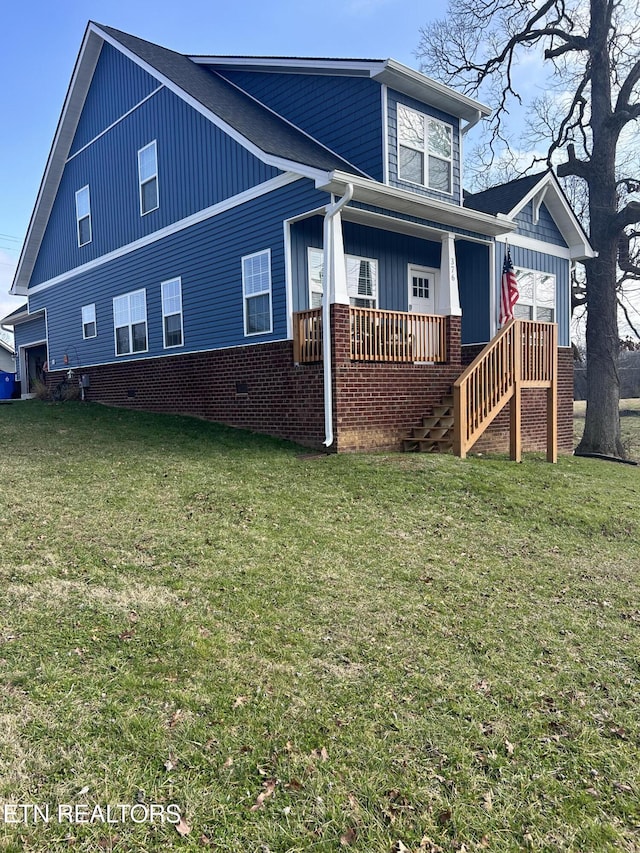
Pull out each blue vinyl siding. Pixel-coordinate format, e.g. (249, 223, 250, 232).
(387, 89, 461, 203)
(14, 314, 47, 352)
(515, 201, 567, 246)
(495, 242, 570, 346)
(29, 180, 327, 368)
(31, 86, 281, 287)
(457, 241, 491, 345)
(70, 43, 160, 156)
(290, 216, 441, 312)
(217, 70, 384, 180)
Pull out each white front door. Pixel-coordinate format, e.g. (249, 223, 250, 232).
(408, 265, 437, 314)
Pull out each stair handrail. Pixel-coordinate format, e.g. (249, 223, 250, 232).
(453, 319, 517, 458)
(453, 319, 557, 459)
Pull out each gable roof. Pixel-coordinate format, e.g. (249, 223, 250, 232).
(0, 338, 14, 356)
(465, 171, 595, 260)
(11, 23, 369, 295)
(11, 24, 501, 296)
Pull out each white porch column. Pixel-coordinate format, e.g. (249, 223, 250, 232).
(437, 233, 462, 316)
(324, 209, 349, 305)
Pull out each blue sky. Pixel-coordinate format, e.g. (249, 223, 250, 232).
(0, 0, 450, 317)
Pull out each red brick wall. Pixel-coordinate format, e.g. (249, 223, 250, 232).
(331, 305, 462, 452)
(47, 342, 327, 450)
(461, 344, 574, 454)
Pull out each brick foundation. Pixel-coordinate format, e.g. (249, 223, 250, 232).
(461, 344, 574, 454)
(45, 314, 573, 455)
(331, 305, 462, 452)
(47, 342, 326, 450)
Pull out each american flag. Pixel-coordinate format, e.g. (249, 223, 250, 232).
(500, 248, 519, 325)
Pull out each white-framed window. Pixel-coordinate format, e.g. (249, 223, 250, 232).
(242, 249, 272, 335)
(138, 141, 159, 215)
(308, 248, 378, 309)
(513, 268, 556, 322)
(82, 304, 97, 339)
(75, 185, 92, 247)
(113, 289, 148, 355)
(161, 277, 184, 348)
(397, 105, 453, 194)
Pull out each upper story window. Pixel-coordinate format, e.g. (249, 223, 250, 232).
(161, 277, 184, 348)
(242, 250, 273, 335)
(308, 248, 378, 309)
(398, 105, 453, 194)
(75, 186, 92, 247)
(82, 303, 97, 339)
(113, 289, 148, 355)
(138, 141, 159, 215)
(512, 268, 556, 322)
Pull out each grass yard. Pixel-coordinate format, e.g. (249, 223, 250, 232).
(574, 398, 640, 459)
(0, 400, 639, 852)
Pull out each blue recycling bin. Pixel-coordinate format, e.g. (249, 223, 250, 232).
(0, 371, 15, 400)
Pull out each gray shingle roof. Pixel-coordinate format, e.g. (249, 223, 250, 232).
(97, 25, 367, 177)
(464, 172, 548, 215)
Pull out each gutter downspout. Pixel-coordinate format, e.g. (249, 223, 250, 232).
(322, 183, 353, 448)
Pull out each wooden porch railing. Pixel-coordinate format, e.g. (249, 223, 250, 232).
(453, 318, 558, 462)
(293, 308, 323, 364)
(293, 307, 447, 364)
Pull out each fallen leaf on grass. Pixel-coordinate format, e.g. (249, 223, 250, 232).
(164, 754, 178, 771)
(250, 779, 277, 811)
(118, 629, 135, 641)
(167, 709, 183, 728)
(505, 739, 515, 755)
(223, 756, 234, 768)
(391, 842, 410, 853)
(233, 696, 249, 709)
(436, 808, 452, 825)
(311, 746, 329, 762)
(613, 781, 633, 793)
(175, 816, 190, 836)
(482, 790, 493, 812)
(340, 827, 357, 846)
(418, 836, 444, 852)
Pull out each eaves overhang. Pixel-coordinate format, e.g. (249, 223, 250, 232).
(372, 60, 491, 126)
(507, 173, 596, 261)
(318, 172, 517, 239)
(0, 306, 43, 327)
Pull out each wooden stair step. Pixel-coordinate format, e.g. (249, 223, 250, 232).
(432, 405, 452, 417)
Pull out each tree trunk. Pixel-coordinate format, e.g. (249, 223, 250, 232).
(575, 0, 624, 457)
(577, 249, 624, 456)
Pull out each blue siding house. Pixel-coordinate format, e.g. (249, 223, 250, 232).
(5, 23, 594, 454)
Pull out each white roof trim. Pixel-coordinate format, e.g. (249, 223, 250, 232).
(320, 172, 516, 238)
(505, 172, 595, 260)
(191, 55, 491, 124)
(11, 24, 335, 295)
(12, 25, 103, 295)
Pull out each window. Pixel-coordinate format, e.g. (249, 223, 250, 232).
(242, 250, 272, 335)
(113, 289, 148, 355)
(138, 141, 158, 215)
(398, 105, 453, 193)
(512, 268, 556, 322)
(82, 304, 97, 339)
(308, 248, 378, 309)
(75, 186, 92, 246)
(161, 278, 183, 348)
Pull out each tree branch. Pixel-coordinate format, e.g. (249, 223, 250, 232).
(611, 201, 640, 235)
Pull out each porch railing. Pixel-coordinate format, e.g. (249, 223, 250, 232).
(453, 318, 558, 462)
(293, 307, 447, 364)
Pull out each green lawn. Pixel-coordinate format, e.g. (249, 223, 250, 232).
(0, 401, 639, 852)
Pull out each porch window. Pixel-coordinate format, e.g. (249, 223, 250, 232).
(113, 289, 148, 355)
(307, 248, 377, 308)
(138, 141, 159, 215)
(75, 186, 92, 247)
(512, 268, 556, 322)
(161, 277, 184, 348)
(242, 249, 272, 335)
(81, 303, 97, 339)
(398, 105, 452, 194)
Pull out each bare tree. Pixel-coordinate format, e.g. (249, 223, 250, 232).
(418, 0, 640, 457)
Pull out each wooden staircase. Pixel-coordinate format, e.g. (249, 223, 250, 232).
(402, 391, 455, 453)
(402, 319, 559, 460)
